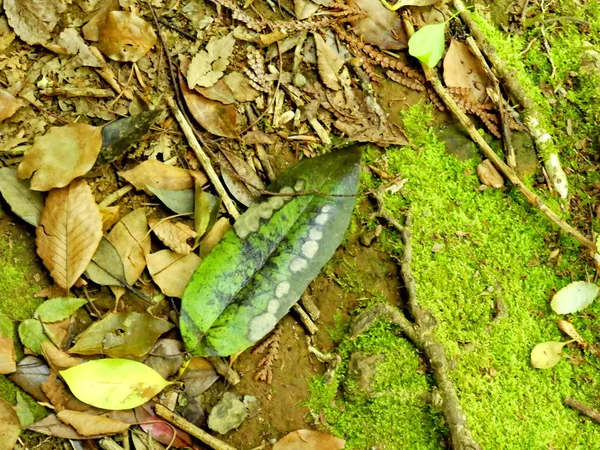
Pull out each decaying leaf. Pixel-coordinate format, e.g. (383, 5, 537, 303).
(4, 0, 66, 45)
(273, 429, 346, 450)
(119, 160, 206, 195)
(0, 399, 20, 450)
(557, 320, 584, 343)
(56, 28, 103, 67)
(57, 410, 130, 436)
(8, 356, 51, 403)
(107, 209, 151, 285)
(99, 205, 120, 232)
(36, 179, 103, 289)
(222, 72, 260, 102)
(443, 39, 489, 103)
(69, 312, 173, 357)
(219, 150, 265, 205)
(531, 341, 569, 369)
(408, 22, 446, 68)
(295, 0, 319, 20)
(86, 237, 127, 287)
(0, 168, 44, 226)
(60, 359, 172, 410)
(41, 372, 93, 412)
(144, 339, 185, 379)
(41, 341, 85, 372)
(0, 312, 16, 374)
(196, 79, 236, 105)
(181, 147, 362, 356)
(34, 297, 87, 323)
(82, 0, 120, 41)
(147, 250, 202, 298)
(18, 124, 103, 191)
(551, 281, 599, 314)
(97, 11, 157, 62)
(0, 89, 21, 121)
(29, 414, 101, 439)
(347, 0, 407, 50)
(180, 357, 219, 396)
(314, 33, 344, 91)
(147, 187, 195, 214)
(149, 218, 198, 254)
(187, 32, 236, 89)
(181, 80, 239, 138)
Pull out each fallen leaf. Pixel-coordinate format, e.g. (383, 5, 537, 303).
(149, 218, 198, 254)
(180, 357, 219, 396)
(137, 410, 194, 448)
(147, 186, 195, 214)
(551, 281, 598, 314)
(18, 319, 49, 355)
(273, 429, 345, 450)
(196, 78, 236, 104)
(144, 339, 185, 379)
(41, 341, 85, 372)
(8, 356, 51, 402)
(408, 22, 446, 68)
(69, 312, 173, 357)
(97, 11, 157, 62)
(195, 188, 220, 240)
(557, 320, 584, 343)
(0, 168, 44, 226)
(0, 89, 21, 121)
(0, 399, 20, 450)
(36, 179, 103, 289)
(107, 209, 151, 286)
(220, 150, 265, 198)
(42, 317, 71, 348)
(181, 79, 239, 138)
(443, 39, 489, 103)
(57, 410, 130, 436)
(41, 371, 92, 412)
(82, 0, 120, 41)
(29, 414, 104, 439)
(199, 217, 231, 258)
(187, 33, 236, 89)
(86, 237, 127, 287)
(57, 28, 103, 67)
(60, 359, 172, 410)
(384, 0, 437, 7)
(0, 312, 16, 374)
(295, 0, 319, 19)
(476, 159, 504, 189)
(531, 341, 568, 369)
(313, 33, 343, 91)
(119, 160, 205, 194)
(222, 72, 260, 102)
(34, 297, 88, 323)
(147, 250, 202, 298)
(4, 0, 66, 45)
(347, 0, 407, 50)
(99, 205, 120, 232)
(15, 392, 34, 427)
(18, 123, 103, 191)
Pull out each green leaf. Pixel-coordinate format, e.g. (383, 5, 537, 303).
(34, 297, 88, 323)
(0, 312, 13, 338)
(15, 392, 34, 427)
(0, 167, 45, 226)
(18, 319, 49, 355)
(181, 146, 362, 356)
(550, 281, 598, 314)
(60, 359, 171, 410)
(68, 312, 174, 357)
(408, 23, 446, 68)
(147, 186, 194, 214)
(85, 237, 128, 287)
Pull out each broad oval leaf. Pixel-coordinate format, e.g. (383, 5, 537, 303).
(530, 341, 567, 369)
(34, 297, 88, 323)
(408, 22, 446, 68)
(551, 281, 598, 314)
(0, 167, 44, 226)
(181, 146, 362, 356)
(60, 359, 171, 410)
(18, 319, 49, 355)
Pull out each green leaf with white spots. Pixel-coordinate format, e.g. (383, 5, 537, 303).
(60, 359, 172, 410)
(181, 146, 363, 356)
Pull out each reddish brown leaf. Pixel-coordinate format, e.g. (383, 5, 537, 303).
(97, 11, 156, 62)
(181, 80, 238, 138)
(36, 179, 103, 289)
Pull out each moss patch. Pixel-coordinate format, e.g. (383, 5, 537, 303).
(309, 103, 600, 449)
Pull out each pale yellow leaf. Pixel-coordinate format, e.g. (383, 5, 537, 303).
(36, 179, 103, 289)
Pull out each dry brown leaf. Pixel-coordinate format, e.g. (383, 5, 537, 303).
(97, 11, 157, 62)
(200, 217, 231, 258)
(4, 0, 66, 45)
(313, 33, 343, 91)
(222, 72, 260, 102)
(41, 342, 85, 372)
(443, 39, 490, 103)
(0, 90, 21, 122)
(108, 209, 151, 285)
(273, 429, 345, 450)
(181, 80, 239, 139)
(57, 410, 130, 436)
(347, 0, 407, 50)
(295, 0, 320, 20)
(196, 78, 236, 105)
(99, 205, 120, 232)
(56, 28, 103, 67)
(146, 250, 201, 298)
(0, 336, 16, 374)
(82, 0, 120, 41)
(148, 218, 198, 255)
(186, 33, 236, 89)
(476, 159, 504, 189)
(18, 124, 103, 191)
(0, 399, 20, 450)
(41, 372, 92, 412)
(119, 160, 207, 195)
(36, 179, 103, 290)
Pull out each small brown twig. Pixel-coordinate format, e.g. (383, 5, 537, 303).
(157, 17, 197, 40)
(564, 397, 600, 424)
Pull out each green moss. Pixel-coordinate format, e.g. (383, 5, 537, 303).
(309, 102, 600, 449)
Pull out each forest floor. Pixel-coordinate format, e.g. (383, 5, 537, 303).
(2, 0, 600, 449)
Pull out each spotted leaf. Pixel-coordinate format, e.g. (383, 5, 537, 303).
(180, 146, 362, 356)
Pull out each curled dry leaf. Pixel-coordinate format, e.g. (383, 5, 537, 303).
(4, 0, 66, 45)
(36, 179, 103, 289)
(551, 281, 599, 314)
(119, 160, 206, 195)
(347, 0, 407, 50)
(443, 39, 490, 104)
(0, 89, 21, 122)
(149, 218, 198, 255)
(313, 33, 344, 91)
(18, 124, 103, 191)
(97, 11, 157, 62)
(147, 250, 202, 298)
(57, 410, 129, 436)
(273, 429, 346, 450)
(557, 320, 584, 343)
(28, 414, 104, 439)
(476, 159, 504, 189)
